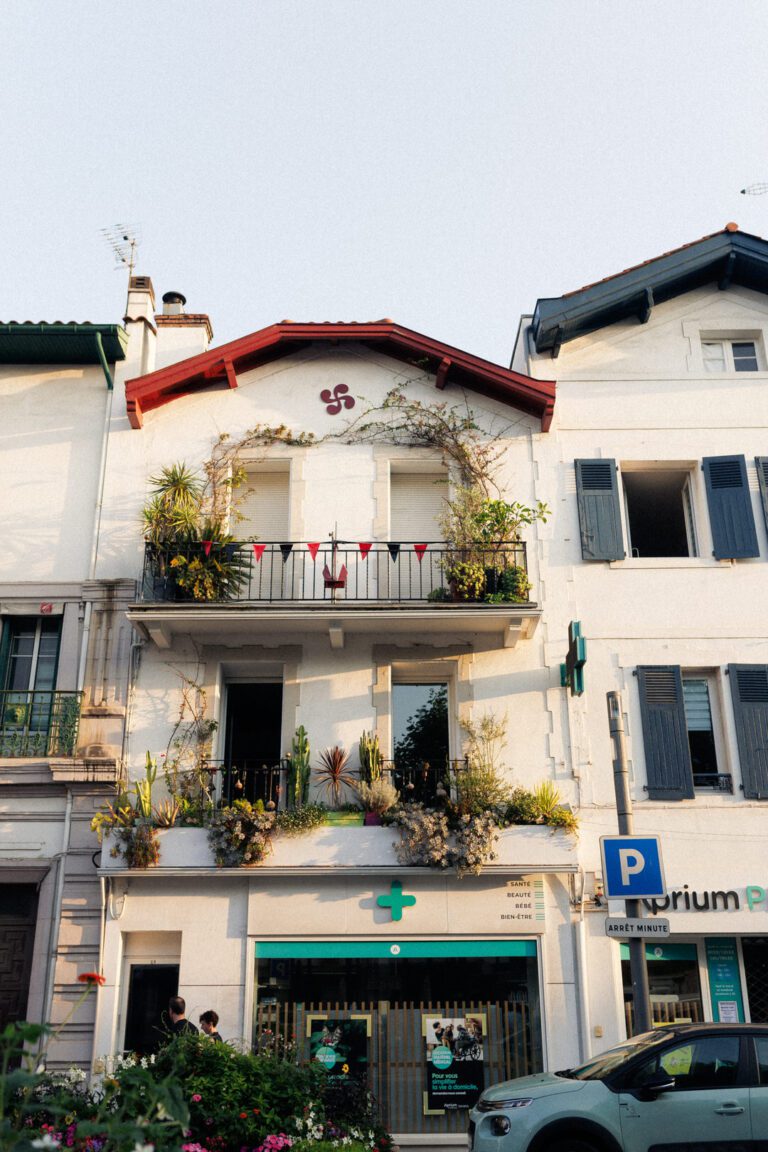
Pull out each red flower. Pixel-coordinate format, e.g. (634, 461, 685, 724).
(239, 1112, 248, 1119)
(77, 972, 106, 986)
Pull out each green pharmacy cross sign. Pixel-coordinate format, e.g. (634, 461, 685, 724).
(560, 620, 586, 696)
(377, 880, 417, 921)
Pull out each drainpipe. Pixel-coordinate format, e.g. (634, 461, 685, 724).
(573, 871, 592, 1062)
(77, 333, 115, 694)
(39, 786, 74, 1059)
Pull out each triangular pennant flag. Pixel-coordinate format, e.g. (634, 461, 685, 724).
(414, 544, 428, 563)
(358, 542, 372, 559)
(387, 543, 401, 562)
(253, 544, 266, 562)
(307, 542, 320, 562)
(280, 543, 293, 563)
(202, 540, 212, 557)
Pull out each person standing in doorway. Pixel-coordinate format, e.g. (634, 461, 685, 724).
(167, 996, 199, 1037)
(199, 1010, 223, 1041)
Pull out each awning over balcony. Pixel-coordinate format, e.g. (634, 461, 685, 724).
(127, 602, 541, 650)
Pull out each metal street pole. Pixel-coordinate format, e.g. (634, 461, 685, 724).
(607, 692, 653, 1034)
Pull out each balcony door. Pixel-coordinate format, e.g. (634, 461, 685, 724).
(223, 682, 284, 805)
(238, 468, 294, 599)
(392, 682, 450, 801)
(388, 471, 446, 600)
(0, 617, 62, 755)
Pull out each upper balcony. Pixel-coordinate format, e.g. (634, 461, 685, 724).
(129, 540, 541, 650)
(0, 690, 81, 759)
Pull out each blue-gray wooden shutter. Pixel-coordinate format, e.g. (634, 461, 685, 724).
(636, 666, 694, 800)
(756, 457, 768, 542)
(574, 459, 623, 561)
(728, 664, 768, 800)
(702, 455, 759, 559)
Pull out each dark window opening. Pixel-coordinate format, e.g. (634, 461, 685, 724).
(622, 471, 695, 558)
(683, 678, 719, 783)
(223, 682, 283, 805)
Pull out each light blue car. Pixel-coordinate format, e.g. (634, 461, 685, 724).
(468, 1023, 768, 1152)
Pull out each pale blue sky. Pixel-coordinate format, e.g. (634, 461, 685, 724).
(2, 0, 768, 365)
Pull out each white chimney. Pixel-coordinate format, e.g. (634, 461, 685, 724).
(154, 290, 213, 368)
(124, 275, 157, 375)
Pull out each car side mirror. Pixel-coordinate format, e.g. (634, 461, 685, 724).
(640, 1071, 676, 1098)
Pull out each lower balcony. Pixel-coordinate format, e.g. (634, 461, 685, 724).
(0, 690, 82, 758)
(131, 541, 540, 649)
(100, 822, 578, 875)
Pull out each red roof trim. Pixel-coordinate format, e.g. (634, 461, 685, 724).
(125, 321, 555, 430)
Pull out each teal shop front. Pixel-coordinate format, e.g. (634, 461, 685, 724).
(254, 939, 542, 1137)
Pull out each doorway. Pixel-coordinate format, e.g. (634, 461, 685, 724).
(0, 884, 38, 1029)
(123, 963, 180, 1055)
(223, 683, 283, 804)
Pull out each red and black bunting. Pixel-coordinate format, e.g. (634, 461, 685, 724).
(307, 542, 321, 561)
(253, 544, 266, 561)
(414, 544, 428, 563)
(387, 544, 401, 561)
(279, 544, 293, 563)
(358, 542, 372, 559)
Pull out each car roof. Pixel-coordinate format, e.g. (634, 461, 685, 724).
(641, 1023, 768, 1038)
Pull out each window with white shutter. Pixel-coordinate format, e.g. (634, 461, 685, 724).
(237, 469, 291, 543)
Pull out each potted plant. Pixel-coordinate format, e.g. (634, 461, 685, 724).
(355, 777, 399, 824)
(316, 745, 360, 815)
(358, 730, 384, 784)
(439, 486, 549, 602)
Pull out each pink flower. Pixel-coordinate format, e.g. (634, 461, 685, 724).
(191, 1094, 202, 1103)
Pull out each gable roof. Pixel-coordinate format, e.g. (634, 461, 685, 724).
(531, 224, 768, 355)
(125, 320, 555, 430)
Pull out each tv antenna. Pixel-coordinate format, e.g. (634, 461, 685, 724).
(740, 184, 768, 195)
(101, 223, 141, 278)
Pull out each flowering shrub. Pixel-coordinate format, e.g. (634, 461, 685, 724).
(207, 801, 276, 866)
(393, 803, 498, 875)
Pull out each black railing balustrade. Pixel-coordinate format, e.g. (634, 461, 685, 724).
(141, 540, 529, 605)
(381, 758, 469, 805)
(693, 773, 733, 793)
(202, 758, 287, 807)
(200, 756, 469, 808)
(0, 690, 82, 758)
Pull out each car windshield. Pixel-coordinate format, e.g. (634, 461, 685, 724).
(560, 1032, 669, 1081)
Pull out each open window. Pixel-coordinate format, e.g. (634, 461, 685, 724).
(222, 682, 284, 805)
(575, 456, 759, 561)
(622, 469, 697, 558)
(636, 666, 731, 798)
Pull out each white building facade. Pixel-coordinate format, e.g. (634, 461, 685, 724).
(514, 222, 768, 1053)
(2, 224, 767, 1141)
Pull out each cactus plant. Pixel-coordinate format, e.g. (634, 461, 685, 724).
(358, 730, 384, 784)
(286, 725, 311, 809)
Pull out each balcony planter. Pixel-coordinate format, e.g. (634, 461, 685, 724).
(323, 811, 365, 827)
(100, 827, 214, 869)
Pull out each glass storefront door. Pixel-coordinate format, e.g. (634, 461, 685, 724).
(254, 940, 541, 1135)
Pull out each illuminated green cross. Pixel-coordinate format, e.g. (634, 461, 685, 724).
(377, 880, 416, 921)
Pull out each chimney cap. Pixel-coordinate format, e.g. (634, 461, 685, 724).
(162, 290, 187, 307)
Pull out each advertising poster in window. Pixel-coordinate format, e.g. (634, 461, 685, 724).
(424, 1014, 485, 1112)
(308, 1018, 369, 1088)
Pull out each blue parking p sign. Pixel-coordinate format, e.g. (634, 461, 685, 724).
(600, 835, 666, 899)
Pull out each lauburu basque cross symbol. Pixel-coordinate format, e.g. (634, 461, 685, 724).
(376, 880, 417, 922)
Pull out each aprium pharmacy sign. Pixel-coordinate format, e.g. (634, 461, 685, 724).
(643, 884, 768, 914)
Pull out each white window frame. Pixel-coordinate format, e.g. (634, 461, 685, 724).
(702, 338, 760, 373)
(619, 462, 701, 560)
(683, 319, 767, 374)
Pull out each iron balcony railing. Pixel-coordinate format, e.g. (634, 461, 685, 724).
(201, 757, 469, 808)
(141, 540, 529, 604)
(693, 772, 733, 793)
(0, 690, 82, 758)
